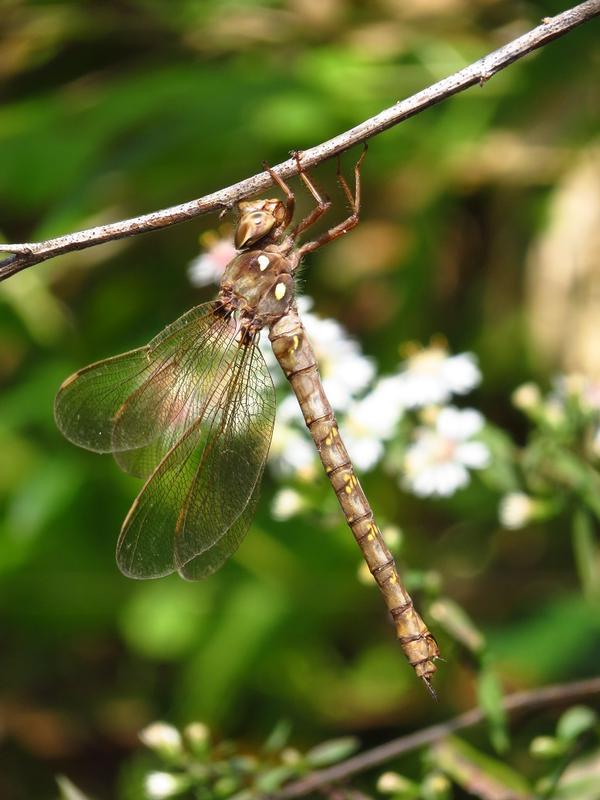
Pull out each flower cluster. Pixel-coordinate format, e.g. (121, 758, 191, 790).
(136, 719, 357, 799)
(268, 313, 489, 511)
(497, 373, 600, 530)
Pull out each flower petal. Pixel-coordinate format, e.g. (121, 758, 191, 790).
(455, 441, 490, 469)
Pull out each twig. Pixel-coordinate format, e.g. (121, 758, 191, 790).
(271, 676, 600, 798)
(1, 1, 598, 282)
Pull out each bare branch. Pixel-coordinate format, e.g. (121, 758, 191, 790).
(1, 0, 598, 282)
(271, 675, 600, 798)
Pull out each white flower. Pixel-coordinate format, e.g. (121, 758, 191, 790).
(341, 376, 405, 470)
(304, 318, 374, 411)
(403, 407, 490, 498)
(188, 234, 236, 287)
(144, 771, 186, 799)
(139, 722, 182, 758)
(268, 418, 317, 479)
(499, 492, 535, 529)
(272, 488, 306, 520)
(263, 296, 377, 478)
(303, 314, 374, 411)
(263, 296, 375, 407)
(394, 343, 481, 409)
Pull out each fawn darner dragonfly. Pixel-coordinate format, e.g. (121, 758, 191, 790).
(55, 150, 439, 692)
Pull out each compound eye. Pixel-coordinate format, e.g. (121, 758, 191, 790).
(235, 210, 276, 249)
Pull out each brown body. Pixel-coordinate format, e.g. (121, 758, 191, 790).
(223, 152, 439, 691)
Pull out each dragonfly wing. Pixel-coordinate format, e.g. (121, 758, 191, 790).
(113, 306, 239, 478)
(55, 303, 235, 468)
(116, 341, 275, 579)
(55, 346, 152, 454)
(178, 475, 262, 580)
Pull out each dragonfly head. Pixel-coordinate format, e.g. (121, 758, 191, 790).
(235, 198, 286, 249)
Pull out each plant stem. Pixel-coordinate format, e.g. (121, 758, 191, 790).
(1, 1, 598, 281)
(270, 676, 600, 799)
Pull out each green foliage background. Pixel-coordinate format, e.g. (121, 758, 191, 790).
(0, 1, 598, 798)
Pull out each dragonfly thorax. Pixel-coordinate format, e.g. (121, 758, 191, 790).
(218, 247, 295, 331)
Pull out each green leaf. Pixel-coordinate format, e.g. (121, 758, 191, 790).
(489, 594, 600, 681)
(529, 735, 568, 759)
(120, 579, 213, 660)
(175, 579, 289, 723)
(254, 765, 297, 792)
(572, 510, 600, 603)
(305, 737, 359, 767)
(477, 425, 519, 493)
(263, 719, 293, 754)
(556, 706, 598, 743)
(429, 597, 485, 655)
(56, 776, 94, 800)
(476, 666, 509, 754)
(431, 737, 532, 799)
(546, 748, 600, 799)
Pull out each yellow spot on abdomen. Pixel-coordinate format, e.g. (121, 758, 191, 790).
(288, 334, 300, 355)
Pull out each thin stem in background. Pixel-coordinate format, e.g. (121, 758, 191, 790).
(0, 1, 598, 281)
(271, 676, 600, 798)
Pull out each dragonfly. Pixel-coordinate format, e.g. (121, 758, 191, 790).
(55, 149, 439, 693)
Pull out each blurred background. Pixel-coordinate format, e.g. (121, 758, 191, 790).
(0, 1, 599, 798)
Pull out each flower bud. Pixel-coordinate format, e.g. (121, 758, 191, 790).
(498, 492, 535, 529)
(139, 723, 183, 760)
(512, 382, 541, 412)
(530, 735, 566, 759)
(183, 722, 210, 756)
(144, 771, 189, 799)
(422, 772, 451, 800)
(272, 488, 305, 521)
(377, 771, 418, 795)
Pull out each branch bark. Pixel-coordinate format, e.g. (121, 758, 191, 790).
(1, 0, 598, 282)
(271, 675, 600, 799)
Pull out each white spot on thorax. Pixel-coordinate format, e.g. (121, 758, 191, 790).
(275, 282, 287, 300)
(257, 255, 270, 271)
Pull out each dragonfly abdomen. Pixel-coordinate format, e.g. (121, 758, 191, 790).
(270, 308, 439, 692)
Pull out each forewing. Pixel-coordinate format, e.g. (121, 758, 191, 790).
(54, 303, 233, 463)
(113, 307, 238, 478)
(55, 347, 152, 453)
(116, 341, 275, 579)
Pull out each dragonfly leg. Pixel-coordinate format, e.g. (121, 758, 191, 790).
(296, 144, 367, 257)
(289, 151, 332, 240)
(263, 161, 296, 228)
